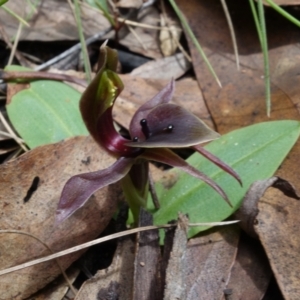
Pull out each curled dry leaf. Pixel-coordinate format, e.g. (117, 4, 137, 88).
(0, 136, 120, 299)
(235, 177, 300, 238)
(235, 177, 300, 299)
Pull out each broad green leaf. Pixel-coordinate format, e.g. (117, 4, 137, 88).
(6, 80, 88, 149)
(152, 120, 300, 238)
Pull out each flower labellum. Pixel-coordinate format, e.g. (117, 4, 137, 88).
(56, 43, 241, 224)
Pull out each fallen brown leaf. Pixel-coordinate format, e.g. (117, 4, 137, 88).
(235, 177, 300, 299)
(0, 136, 120, 299)
(130, 53, 191, 80)
(257, 187, 300, 299)
(225, 233, 272, 300)
(173, 4, 300, 295)
(159, 14, 181, 57)
(116, 0, 143, 9)
(120, 6, 163, 59)
(177, 0, 300, 134)
(235, 177, 300, 237)
(0, 0, 110, 41)
(184, 226, 239, 300)
(29, 266, 79, 300)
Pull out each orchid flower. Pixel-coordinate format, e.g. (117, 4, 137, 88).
(56, 44, 241, 224)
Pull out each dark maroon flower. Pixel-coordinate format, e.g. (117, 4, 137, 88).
(56, 44, 241, 223)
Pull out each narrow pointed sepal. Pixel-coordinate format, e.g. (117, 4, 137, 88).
(56, 157, 134, 224)
(193, 145, 242, 186)
(140, 148, 232, 207)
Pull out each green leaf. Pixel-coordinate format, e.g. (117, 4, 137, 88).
(0, 0, 8, 6)
(6, 80, 88, 149)
(152, 120, 300, 238)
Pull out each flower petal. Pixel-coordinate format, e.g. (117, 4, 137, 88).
(127, 103, 220, 148)
(193, 145, 242, 185)
(140, 148, 232, 206)
(56, 157, 134, 224)
(80, 44, 124, 148)
(129, 79, 175, 139)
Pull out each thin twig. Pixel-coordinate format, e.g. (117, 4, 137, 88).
(0, 130, 24, 143)
(34, 2, 180, 72)
(34, 28, 112, 71)
(0, 111, 28, 152)
(148, 171, 160, 209)
(80, 1, 181, 31)
(7, 23, 23, 66)
(126, 24, 148, 51)
(0, 220, 239, 276)
(3, 147, 23, 162)
(119, 17, 181, 31)
(1, 70, 88, 87)
(0, 24, 29, 67)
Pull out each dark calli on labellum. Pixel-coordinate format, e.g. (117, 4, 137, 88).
(56, 43, 242, 224)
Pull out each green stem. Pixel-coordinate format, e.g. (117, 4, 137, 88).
(1, 5, 30, 26)
(121, 174, 148, 223)
(95, 0, 115, 26)
(168, 0, 222, 87)
(249, 0, 271, 117)
(266, 0, 300, 28)
(73, 0, 92, 83)
(257, 0, 271, 117)
(248, 0, 263, 45)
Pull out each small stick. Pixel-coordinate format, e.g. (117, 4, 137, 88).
(0, 70, 88, 87)
(34, 28, 112, 71)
